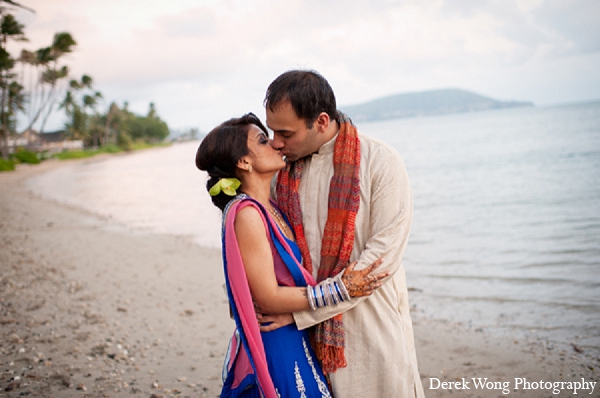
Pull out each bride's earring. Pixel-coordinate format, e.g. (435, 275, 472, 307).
(248, 165, 252, 173)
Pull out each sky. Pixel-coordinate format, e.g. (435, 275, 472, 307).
(8, 0, 600, 133)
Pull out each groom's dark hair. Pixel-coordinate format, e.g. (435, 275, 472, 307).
(264, 70, 337, 128)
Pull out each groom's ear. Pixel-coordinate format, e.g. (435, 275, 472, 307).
(315, 112, 330, 134)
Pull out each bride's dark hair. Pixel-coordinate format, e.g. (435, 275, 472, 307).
(195, 113, 269, 210)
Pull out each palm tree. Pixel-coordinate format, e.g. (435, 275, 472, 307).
(20, 47, 49, 132)
(82, 91, 102, 146)
(103, 102, 120, 145)
(0, 13, 26, 43)
(38, 63, 69, 132)
(1, 80, 25, 132)
(60, 75, 103, 146)
(36, 32, 76, 133)
(18, 49, 36, 121)
(50, 32, 76, 59)
(0, 0, 34, 14)
(19, 32, 77, 134)
(0, 11, 27, 159)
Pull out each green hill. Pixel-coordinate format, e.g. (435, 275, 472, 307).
(340, 88, 534, 122)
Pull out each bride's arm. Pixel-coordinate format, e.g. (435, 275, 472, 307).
(235, 206, 311, 314)
(235, 206, 387, 315)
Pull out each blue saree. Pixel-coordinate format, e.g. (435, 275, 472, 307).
(220, 195, 331, 398)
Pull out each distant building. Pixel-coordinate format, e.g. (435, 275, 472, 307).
(7, 130, 83, 153)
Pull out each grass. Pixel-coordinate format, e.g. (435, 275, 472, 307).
(13, 148, 41, 164)
(131, 141, 171, 150)
(1, 142, 172, 170)
(0, 158, 15, 171)
(1, 149, 40, 172)
(52, 142, 171, 160)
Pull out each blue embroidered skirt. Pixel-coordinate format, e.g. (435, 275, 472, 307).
(261, 324, 331, 398)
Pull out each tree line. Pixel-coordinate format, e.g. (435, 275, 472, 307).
(0, 0, 170, 161)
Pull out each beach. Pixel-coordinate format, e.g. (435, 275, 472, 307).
(1, 158, 598, 398)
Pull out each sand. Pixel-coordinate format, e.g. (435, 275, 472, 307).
(1, 159, 598, 398)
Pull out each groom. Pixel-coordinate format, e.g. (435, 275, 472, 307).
(262, 70, 425, 398)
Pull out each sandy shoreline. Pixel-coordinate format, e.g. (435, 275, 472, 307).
(1, 159, 598, 397)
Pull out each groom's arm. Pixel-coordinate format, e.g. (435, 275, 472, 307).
(292, 143, 413, 330)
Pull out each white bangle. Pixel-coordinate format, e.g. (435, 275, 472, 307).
(307, 285, 317, 310)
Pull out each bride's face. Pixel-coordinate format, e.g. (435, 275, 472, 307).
(244, 125, 286, 174)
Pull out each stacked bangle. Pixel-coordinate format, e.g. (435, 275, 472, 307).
(307, 275, 351, 310)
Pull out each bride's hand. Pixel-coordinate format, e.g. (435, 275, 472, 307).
(341, 258, 388, 297)
(259, 313, 295, 332)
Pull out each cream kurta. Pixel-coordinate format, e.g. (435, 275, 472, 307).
(290, 133, 425, 398)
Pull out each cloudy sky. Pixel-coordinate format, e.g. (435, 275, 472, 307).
(9, 0, 600, 132)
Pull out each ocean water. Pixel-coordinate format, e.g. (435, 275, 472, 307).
(26, 101, 600, 353)
(25, 142, 223, 248)
(359, 102, 600, 351)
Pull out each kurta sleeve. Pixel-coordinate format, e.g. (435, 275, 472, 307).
(293, 142, 413, 330)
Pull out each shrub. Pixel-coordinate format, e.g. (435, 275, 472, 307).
(53, 150, 97, 160)
(13, 149, 41, 164)
(117, 130, 134, 151)
(0, 158, 15, 171)
(102, 144, 122, 153)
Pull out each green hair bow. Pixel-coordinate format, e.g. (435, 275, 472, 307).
(209, 178, 241, 196)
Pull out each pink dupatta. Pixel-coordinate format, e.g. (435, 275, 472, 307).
(221, 195, 316, 398)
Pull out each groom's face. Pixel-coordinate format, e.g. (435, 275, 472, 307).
(266, 100, 320, 162)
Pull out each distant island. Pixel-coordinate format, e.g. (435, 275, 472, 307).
(340, 88, 534, 122)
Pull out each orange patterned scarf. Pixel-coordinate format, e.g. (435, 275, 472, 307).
(276, 111, 360, 374)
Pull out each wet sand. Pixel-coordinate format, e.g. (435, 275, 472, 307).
(1, 159, 598, 397)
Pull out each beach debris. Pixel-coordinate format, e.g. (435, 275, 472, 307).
(90, 343, 107, 356)
(50, 372, 71, 387)
(68, 280, 84, 294)
(571, 343, 584, 353)
(26, 299, 45, 311)
(7, 333, 21, 343)
(75, 331, 91, 341)
(4, 381, 20, 391)
(83, 311, 103, 324)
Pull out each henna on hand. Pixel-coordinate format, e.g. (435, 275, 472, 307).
(341, 258, 388, 297)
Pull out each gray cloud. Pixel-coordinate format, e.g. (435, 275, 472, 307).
(533, 0, 600, 55)
(156, 7, 218, 38)
(11, 0, 600, 130)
